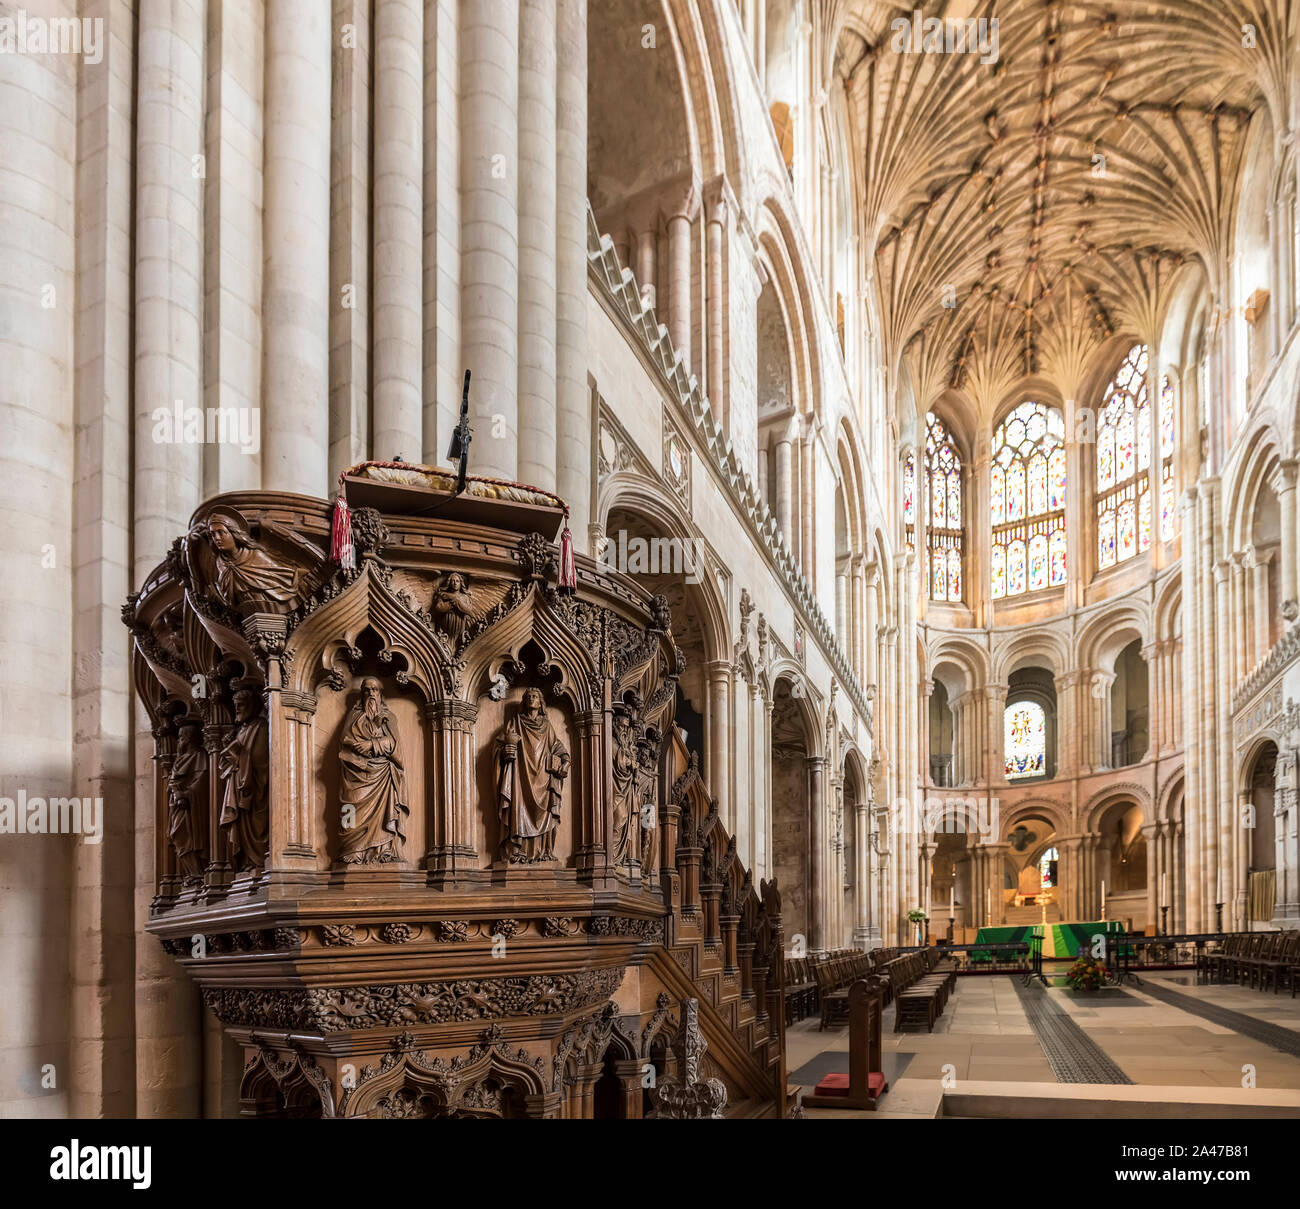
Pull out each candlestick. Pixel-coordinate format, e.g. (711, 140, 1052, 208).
(985, 885, 991, 923)
(949, 886, 955, 919)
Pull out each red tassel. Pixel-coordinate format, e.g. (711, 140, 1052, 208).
(331, 493, 355, 571)
(558, 522, 577, 591)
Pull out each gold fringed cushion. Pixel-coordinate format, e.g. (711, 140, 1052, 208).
(339, 461, 567, 539)
(349, 461, 564, 509)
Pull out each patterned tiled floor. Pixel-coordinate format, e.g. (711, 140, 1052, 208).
(794, 971, 1300, 1118)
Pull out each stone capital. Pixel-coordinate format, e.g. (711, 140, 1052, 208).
(702, 174, 736, 226)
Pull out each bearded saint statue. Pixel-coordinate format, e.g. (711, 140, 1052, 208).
(496, 687, 570, 863)
(338, 678, 408, 864)
(168, 721, 208, 883)
(218, 686, 269, 872)
(198, 516, 301, 611)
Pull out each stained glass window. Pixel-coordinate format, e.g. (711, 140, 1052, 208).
(924, 413, 963, 602)
(903, 452, 916, 549)
(1039, 847, 1059, 890)
(1096, 344, 1152, 570)
(1004, 700, 1046, 779)
(991, 401, 1066, 598)
(1159, 374, 1177, 542)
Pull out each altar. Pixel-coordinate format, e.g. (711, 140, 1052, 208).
(973, 920, 1124, 960)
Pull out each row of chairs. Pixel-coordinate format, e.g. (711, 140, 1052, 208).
(784, 949, 894, 1028)
(882, 949, 958, 1033)
(1200, 932, 1300, 994)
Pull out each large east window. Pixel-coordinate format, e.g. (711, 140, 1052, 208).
(1096, 343, 1152, 569)
(991, 401, 1067, 598)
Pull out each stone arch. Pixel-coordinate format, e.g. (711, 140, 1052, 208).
(1076, 602, 1149, 674)
(663, 0, 749, 196)
(1002, 799, 1071, 841)
(1223, 421, 1284, 553)
(598, 483, 729, 792)
(597, 475, 730, 665)
(927, 635, 991, 691)
(587, 0, 700, 225)
(1083, 782, 1154, 834)
(1154, 574, 1182, 644)
(1243, 738, 1279, 909)
(1158, 767, 1185, 825)
(1223, 423, 1288, 649)
(769, 664, 824, 949)
(755, 195, 825, 422)
(993, 630, 1068, 684)
(1092, 793, 1151, 904)
(1239, 731, 1282, 797)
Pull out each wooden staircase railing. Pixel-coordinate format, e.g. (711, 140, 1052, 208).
(652, 726, 789, 1116)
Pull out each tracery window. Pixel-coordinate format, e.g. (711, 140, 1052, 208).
(991, 401, 1066, 598)
(924, 413, 963, 602)
(1096, 343, 1152, 569)
(1158, 373, 1176, 542)
(1004, 700, 1046, 780)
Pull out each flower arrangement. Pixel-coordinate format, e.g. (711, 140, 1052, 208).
(1065, 951, 1108, 991)
(906, 909, 928, 946)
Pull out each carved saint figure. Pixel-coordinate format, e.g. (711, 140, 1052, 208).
(168, 720, 208, 883)
(338, 678, 408, 864)
(431, 571, 476, 644)
(198, 516, 301, 610)
(611, 713, 639, 867)
(218, 686, 269, 872)
(496, 687, 570, 863)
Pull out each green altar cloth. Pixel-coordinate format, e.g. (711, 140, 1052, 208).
(968, 925, 1035, 963)
(972, 920, 1124, 960)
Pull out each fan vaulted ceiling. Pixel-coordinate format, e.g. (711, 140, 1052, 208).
(830, 0, 1287, 422)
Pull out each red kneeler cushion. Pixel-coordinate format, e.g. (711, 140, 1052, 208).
(812, 1071, 886, 1098)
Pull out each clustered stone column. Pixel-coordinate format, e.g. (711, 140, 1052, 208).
(263, 0, 331, 495)
(705, 661, 733, 830)
(775, 417, 797, 553)
(807, 755, 826, 953)
(372, 0, 424, 461)
(1273, 460, 1298, 624)
(459, 1, 519, 479)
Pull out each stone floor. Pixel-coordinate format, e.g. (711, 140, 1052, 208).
(792, 971, 1300, 1118)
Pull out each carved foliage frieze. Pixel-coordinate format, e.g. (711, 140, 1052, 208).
(203, 967, 627, 1032)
